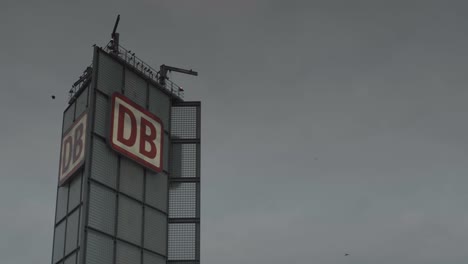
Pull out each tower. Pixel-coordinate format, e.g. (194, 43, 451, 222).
(51, 36, 201, 264)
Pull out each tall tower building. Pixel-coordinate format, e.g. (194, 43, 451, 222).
(51, 40, 201, 264)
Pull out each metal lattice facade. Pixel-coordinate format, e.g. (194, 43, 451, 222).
(51, 47, 201, 264)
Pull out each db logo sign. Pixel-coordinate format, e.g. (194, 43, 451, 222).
(59, 112, 87, 185)
(110, 93, 163, 172)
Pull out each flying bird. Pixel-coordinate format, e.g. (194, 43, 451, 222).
(51, 95, 56, 99)
(345, 253, 350, 256)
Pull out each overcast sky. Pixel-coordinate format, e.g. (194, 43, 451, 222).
(2, 0, 468, 263)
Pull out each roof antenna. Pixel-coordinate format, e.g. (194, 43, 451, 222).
(109, 14, 120, 54)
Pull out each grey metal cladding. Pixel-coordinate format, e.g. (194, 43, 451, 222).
(171, 144, 198, 178)
(63, 103, 75, 134)
(52, 220, 66, 263)
(170, 143, 182, 177)
(65, 208, 80, 255)
(169, 182, 197, 218)
(145, 172, 168, 212)
(116, 241, 141, 264)
(88, 183, 116, 235)
(143, 250, 166, 264)
(148, 85, 170, 130)
(64, 252, 77, 264)
(63, 252, 77, 264)
(75, 86, 88, 118)
(170, 106, 198, 139)
(93, 92, 109, 137)
(119, 158, 144, 201)
(168, 223, 196, 260)
(68, 173, 82, 212)
(97, 51, 123, 95)
(55, 185, 69, 223)
(90, 137, 118, 189)
(144, 206, 167, 255)
(164, 132, 169, 171)
(117, 196, 142, 245)
(124, 69, 147, 107)
(86, 231, 114, 264)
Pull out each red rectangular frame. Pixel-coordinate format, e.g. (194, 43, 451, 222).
(58, 111, 88, 186)
(109, 92, 164, 172)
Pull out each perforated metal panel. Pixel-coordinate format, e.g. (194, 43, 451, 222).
(124, 69, 147, 107)
(171, 106, 198, 139)
(63, 252, 77, 264)
(148, 84, 170, 129)
(144, 206, 167, 255)
(116, 241, 141, 264)
(119, 158, 144, 201)
(93, 93, 109, 137)
(168, 102, 201, 264)
(65, 209, 80, 255)
(97, 52, 123, 95)
(143, 250, 166, 264)
(53, 220, 66, 263)
(145, 172, 167, 212)
(117, 196, 142, 245)
(90, 137, 118, 189)
(75, 87, 88, 118)
(63, 103, 75, 134)
(168, 223, 196, 260)
(171, 144, 198, 178)
(169, 183, 197, 218)
(55, 185, 69, 223)
(88, 183, 116, 235)
(68, 173, 82, 212)
(164, 132, 170, 171)
(86, 231, 114, 264)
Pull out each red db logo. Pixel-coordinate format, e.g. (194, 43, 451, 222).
(59, 112, 87, 185)
(110, 93, 163, 172)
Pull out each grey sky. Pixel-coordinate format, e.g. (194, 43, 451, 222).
(2, 0, 468, 263)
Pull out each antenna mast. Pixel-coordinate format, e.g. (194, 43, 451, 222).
(109, 14, 121, 54)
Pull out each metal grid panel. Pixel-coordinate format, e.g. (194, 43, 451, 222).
(119, 158, 144, 201)
(90, 137, 118, 189)
(88, 183, 116, 235)
(124, 69, 147, 107)
(116, 241, 141, 264)
(145, 172, 167, 212)
(97, 51, 123, 95)
(171, 106, 198, 139)
(171, 144, 198, 178)
(169, 183, 197, 218)
(148, 84, 170, 129)
(168, 223, 196, 260)
(65, 208, 80, 255)
(63, 103, 75, 134)
(144, 206, 167, 255)
(68, 173, 82, 212)
(164, 132, 169, 171)
(63, 252, 77, 264)
(86, 230, 114, 264)
(93, 92, 109, 137)
(117, 196, 142, 245)
(55, 185, 69, 223)
(75, 87, 88, 118)
(53, 220, 66, 263)
(143, 250, 166, 264)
